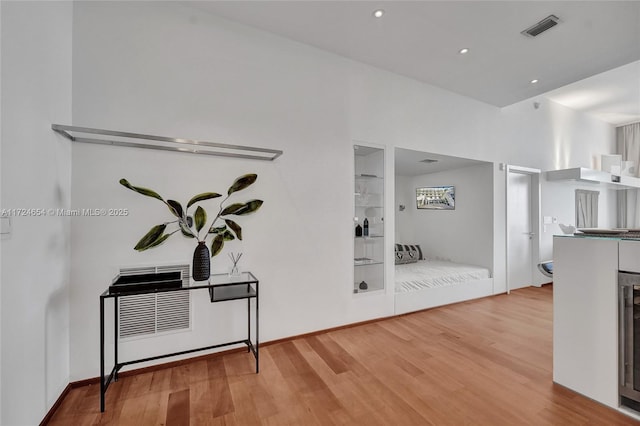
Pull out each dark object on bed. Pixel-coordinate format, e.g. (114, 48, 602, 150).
(538, 261, 553, 278)
(395, 243, 423, 261)
(395, 250, 418, 264)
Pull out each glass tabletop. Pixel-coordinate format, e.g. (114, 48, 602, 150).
(102, 271, 257, 297)
(206, 271, 257, 286)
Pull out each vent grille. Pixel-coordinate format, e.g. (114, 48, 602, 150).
(118, 264, 191, 339)
(157, 291, 190, 332)
(120, 294, 156, 337)
(521, 15, 560, 37)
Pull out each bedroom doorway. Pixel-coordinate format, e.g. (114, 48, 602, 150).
(506, 165, 541, 293)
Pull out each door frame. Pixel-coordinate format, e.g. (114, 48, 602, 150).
(505, 165, 541, 294)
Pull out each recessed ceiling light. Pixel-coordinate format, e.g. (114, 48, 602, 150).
(530, 79, 539, 84)
(373, 9, 384, 18)
(459, 48, 469, 54)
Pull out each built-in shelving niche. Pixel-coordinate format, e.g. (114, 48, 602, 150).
(353, 144, 385, 294)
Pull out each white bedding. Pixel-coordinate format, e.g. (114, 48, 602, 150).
(395, 259, 491, 293)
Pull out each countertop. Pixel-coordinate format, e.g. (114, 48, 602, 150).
(558, 232, 640, 240)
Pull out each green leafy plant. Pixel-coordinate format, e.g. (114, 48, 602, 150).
(119, 174, 263, 257)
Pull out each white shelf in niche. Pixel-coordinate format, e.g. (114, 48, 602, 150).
(355, 174, 383, 180)
(353, 287, 384, 295)
(354, 263, 383, 267)
(354, 258, 383, 266)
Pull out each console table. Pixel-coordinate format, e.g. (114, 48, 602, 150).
(99, 271, 259, 412)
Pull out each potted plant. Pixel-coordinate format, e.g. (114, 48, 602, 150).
(119, 173, 263, 280)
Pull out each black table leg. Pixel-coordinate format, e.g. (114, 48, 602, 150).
(256, 284, 259, 373)
(114, 297, 119, 381)
(100, 296, 105, 412)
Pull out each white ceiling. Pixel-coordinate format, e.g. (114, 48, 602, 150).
(190, 1, 640, 126)
(544, 60, 640, 125)
(395, 149, 489, 177)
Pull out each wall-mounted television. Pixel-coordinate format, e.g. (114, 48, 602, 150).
(416, 186, 455, 210)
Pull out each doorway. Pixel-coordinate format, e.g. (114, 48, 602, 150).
(506, 165, 541, 293)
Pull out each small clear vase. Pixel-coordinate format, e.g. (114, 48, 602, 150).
(228, 252, 242, 277)
(229, 265, 240, 277)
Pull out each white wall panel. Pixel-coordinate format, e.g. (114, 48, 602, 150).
(0, 2, 72, 424)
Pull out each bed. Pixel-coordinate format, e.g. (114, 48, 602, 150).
(394, 248, 494, 315)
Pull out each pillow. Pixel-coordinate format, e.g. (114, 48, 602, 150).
(396, 250, 418, 265)
(395, 248, 419, 264)
(395, 243, 423, 260)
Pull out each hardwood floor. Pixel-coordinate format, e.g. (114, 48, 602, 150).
(48, 286, 639, 425)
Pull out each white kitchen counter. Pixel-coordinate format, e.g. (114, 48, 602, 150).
(554, 235, 640, 420)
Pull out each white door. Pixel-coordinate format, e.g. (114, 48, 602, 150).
(507, 172, 533, 290)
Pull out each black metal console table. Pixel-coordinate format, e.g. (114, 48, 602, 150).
(99, 271, 259, 412)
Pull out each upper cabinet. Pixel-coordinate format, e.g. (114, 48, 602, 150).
(546, 167, 640, 190)
(353, 145, 385, 294)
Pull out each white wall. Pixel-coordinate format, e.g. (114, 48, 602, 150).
(395, 164, 493, 270)
(0, 1, 72, 424)
(0, 2, 4, 420)
(67, 1, 616, 382)
(69, 1, 383, 381)
(0, 2, 3, 420)
(542, 180, 617, 246)
(68, 1, 502, 381)
(499, 98, 617, 267)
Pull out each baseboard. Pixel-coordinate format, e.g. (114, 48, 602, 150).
(261, 315, 393, 346)
(39, 383, 71, 426)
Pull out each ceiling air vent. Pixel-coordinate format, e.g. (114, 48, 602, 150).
(521, 15, 560, 37)
(420, 159, 438, 164)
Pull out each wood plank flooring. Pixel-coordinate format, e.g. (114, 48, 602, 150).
(48, 286, 640, 425)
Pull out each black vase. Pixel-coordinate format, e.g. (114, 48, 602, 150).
(192, 241, 210, 281)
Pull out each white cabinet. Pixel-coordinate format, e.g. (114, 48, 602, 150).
(353, 145, 384, 293)
(619, 240, 640, 273)
(553, 236, 619, 409)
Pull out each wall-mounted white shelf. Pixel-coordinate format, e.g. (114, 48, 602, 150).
(52, 124, 283, 161)
(546, 167, 640, 190)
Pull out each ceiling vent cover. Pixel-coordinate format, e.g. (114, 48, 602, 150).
(521, 15, 560, 37)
